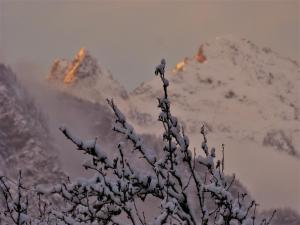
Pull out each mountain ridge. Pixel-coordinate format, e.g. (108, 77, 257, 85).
(47, 37, 300, 159)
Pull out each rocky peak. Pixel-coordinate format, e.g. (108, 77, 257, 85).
(48, 48, 100, 85)
(48, 48, 128, 102)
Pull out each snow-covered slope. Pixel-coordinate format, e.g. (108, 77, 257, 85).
(129, 37, 300, 158)
(0, 64, 66, 186)
(48, 48, 128, 103)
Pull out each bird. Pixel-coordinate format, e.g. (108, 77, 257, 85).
(155, 58, 166, 78)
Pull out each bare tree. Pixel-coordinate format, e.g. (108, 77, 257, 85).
(0, 69, 276, 225)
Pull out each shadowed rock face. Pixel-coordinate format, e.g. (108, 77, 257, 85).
(0, 64, 66, 186)
(263, 129, 299, 158)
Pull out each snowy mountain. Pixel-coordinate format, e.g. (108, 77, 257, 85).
(45, 37, 300, 214)
(126, 37, 300, 212)
(48, 39, 300, 160)
(0, 64, 66, 186)
(48, 48, 128, 103)
(129, 36, 300, 159)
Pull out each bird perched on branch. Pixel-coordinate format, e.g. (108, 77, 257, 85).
(155, 58, 166, 78)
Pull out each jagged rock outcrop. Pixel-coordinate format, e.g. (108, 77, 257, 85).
(48, 48, 128, 103)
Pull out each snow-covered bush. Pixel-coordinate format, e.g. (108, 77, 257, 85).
(0, 71, 276, 225)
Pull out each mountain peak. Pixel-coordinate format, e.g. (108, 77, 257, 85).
(48, 47, 100, 85)
(47, 48, 128, 102)
(77, 47, 87, 58)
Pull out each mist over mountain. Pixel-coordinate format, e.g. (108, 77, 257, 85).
(0, 64, 66, 186)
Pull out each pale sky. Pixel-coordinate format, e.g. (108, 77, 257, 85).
(0, 0, 299, 90)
